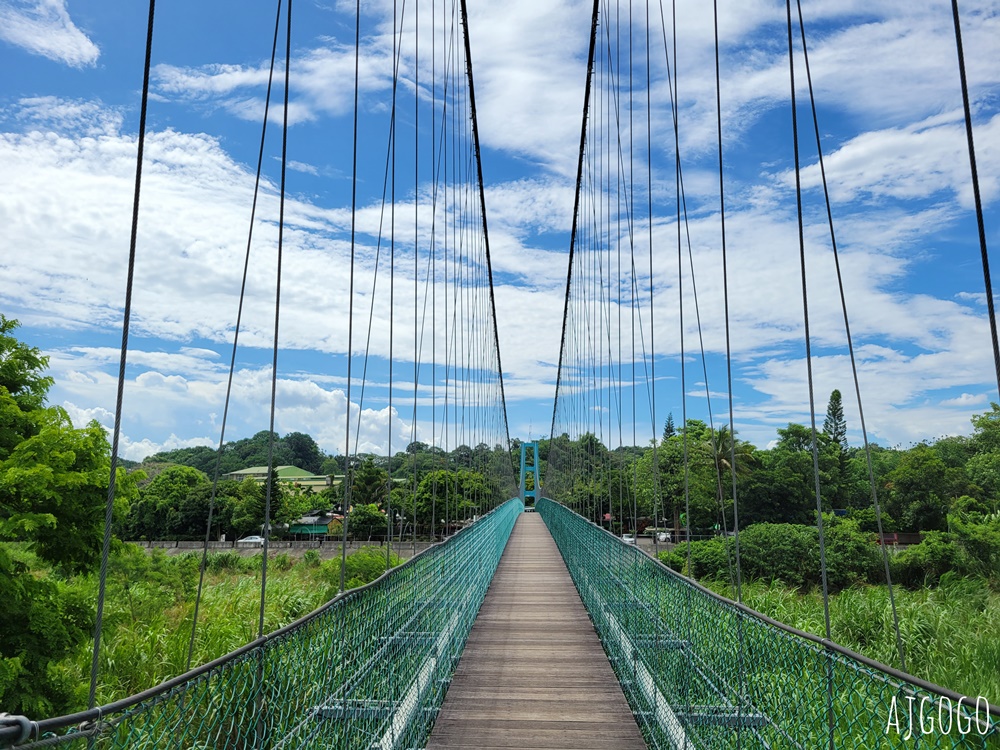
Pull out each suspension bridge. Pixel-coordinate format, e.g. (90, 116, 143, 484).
(2, 0, 999, 747)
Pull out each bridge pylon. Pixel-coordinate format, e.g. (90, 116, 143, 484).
(519, 441, 540, 509)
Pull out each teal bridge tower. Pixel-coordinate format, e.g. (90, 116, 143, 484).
(519, 440, 540, 509)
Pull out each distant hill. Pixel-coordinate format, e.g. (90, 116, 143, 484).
(143, 430, 332, 477)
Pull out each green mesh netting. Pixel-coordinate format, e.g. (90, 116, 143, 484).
(7, 499, 522, 750)
(537, 498, 1000, 750)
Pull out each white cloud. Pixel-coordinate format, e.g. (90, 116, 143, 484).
(151, 37, 394, 125)
(3, 0, 1000, 457)
(14, 95, 123, 135)
(53, 356, 420, 461)
(791, 112, 1000, 208)
(0, 0, 99, 67)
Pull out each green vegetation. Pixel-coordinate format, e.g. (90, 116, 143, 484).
(19, 543, 401, 709)
(544, 392, 1000, 538)
(657, 512, 1000, 591)
(543, 390, 1000, 702)
(0, 318, 515, 716)
(122, 431, 515, 544)
(4, 315, 998, 717)
(0, 316, 141, 715)
(704, 576, 1000, 703)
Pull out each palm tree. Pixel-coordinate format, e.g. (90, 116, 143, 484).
(706, 426, 757, 527)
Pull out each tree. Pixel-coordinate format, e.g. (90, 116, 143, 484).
(347, 503, 387, 541)
(662, 413, 676, 441)
(884, 444, 962, 532)
(320, 455, 345, 475)
(351, 457, 390, 507)
(740, 424, 841, 525)
(414, 469, 490, 527)
(0, 315, 53, 418)
(284, 431, 324, 474)
(823, 389, 848, 451)
(0, 317, 139, 714)
(970, 402, 1000, 454)
(230, 477, 265, 536)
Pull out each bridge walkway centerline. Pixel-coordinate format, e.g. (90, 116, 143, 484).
(425, 512, 646, 749)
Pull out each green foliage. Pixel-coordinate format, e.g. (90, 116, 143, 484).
(662, 519, 882, 592)
(3, 543, 409, 710)
(885, 445, 946, 531)
(319, 546, 401, 595)
(0, 319, 133, 715)
(230, 477, 265, 537)
(823, 389, 848, 450)
(824, 518, 882, 589)
(1, 411, 124, 572)
(846, 506, 896, 534)
(414, 469, 491, 525)
(351, 457, 390, 507)
(205, 550, 256, 574)
(891, 532, 966, 586)
(0, 314, 53, 419)
(302, 548, 321, 567)
(347, 502, 387, 540)
(0, 546, 93, 714)
(739, 523, 822, 588)
(707, 575, 1000, 703)
(662, 413, 676, 441)
(145, 430, 327, 478)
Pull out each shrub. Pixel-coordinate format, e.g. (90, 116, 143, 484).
(738, 523, 819, 588)
(892, 531, 967, 587)
(205, 550, 245, 573)
(666, 520, 881, 591)
(658, 538, 732, 580)
(825, 518, 881, 589)
(318, 546, 401, 599)
(949, 514, 1000, 580)
(302, 549, 321, 568)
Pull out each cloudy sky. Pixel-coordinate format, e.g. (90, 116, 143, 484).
(0, 0, 998, 460)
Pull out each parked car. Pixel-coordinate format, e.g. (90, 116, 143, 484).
(621, 533, 636, 545)
(237, 535, 265, 546)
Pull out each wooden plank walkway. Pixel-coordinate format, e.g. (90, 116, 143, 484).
(426, 512, 646, 749)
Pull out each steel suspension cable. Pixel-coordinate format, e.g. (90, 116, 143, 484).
(340, 0, 362, 595)
(951, 0, 1000, 398)
(784, 2, 834, 746)
(460, 0, 514, 466)
(88, 0, 156, 711)
(386, 0, 400, 571)
(258, 0, 292, 641)
(646, 0, 662, 557)
(550, 0, 601, 446)
(792, 0, 906, 672)
(713, 0, 742, 604)
(187, 0, 285, 671)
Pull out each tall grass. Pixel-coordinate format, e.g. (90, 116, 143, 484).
(706, 574, 1000, 703)
(65, 545, 400, 708)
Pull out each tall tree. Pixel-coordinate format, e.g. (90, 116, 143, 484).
(0, 317, 140, 713)
(662, 413, 676, 441)
(823, 389, 848, 450)
(284, 431, 324, 474)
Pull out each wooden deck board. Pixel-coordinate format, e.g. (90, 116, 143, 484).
(425, 513, 647, 749)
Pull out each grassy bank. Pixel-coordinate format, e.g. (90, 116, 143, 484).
(705, 574, 1000, 703)
(45, 544, 401, 710)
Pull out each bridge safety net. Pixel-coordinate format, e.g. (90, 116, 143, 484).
(537, 498, 1000, 750)
(2, 498, 522, 750)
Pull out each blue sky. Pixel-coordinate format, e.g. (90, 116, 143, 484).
(0, 0, 998, 460)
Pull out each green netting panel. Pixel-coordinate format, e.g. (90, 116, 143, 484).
(4, 498, 523, 750)
(536, 498, 1000, 750)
